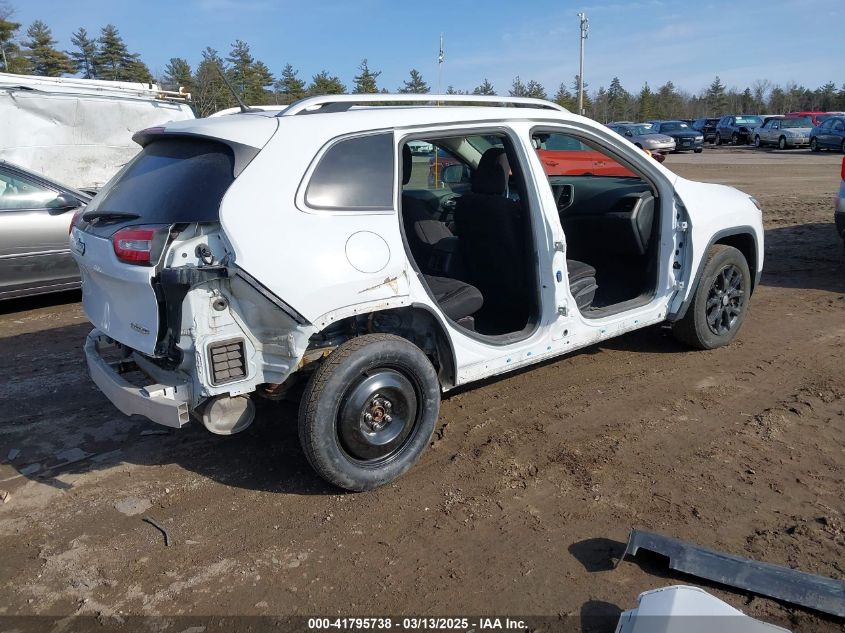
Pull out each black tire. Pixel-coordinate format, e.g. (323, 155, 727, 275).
(778, 136, 787, 150)
(694, 147, 703, 153)
(731, 132, 739, 145)
(810, 137, 819, 152)
(754, 135, 761, 148)
(298, 333, 440, 491)
(715, 133, 722, 146)
(672, 245, 751, 350)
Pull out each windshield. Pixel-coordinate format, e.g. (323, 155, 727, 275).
(781, 117, 812, 128)
(660, 122, 690, 131)
(626, 125, 654, 136)
(735, 116, 762, 125)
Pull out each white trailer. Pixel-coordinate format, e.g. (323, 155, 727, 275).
(0, 73, 195, 191)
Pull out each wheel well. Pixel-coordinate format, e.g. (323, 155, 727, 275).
(715, 232, 757, 292)
(307, 306, 456, 389)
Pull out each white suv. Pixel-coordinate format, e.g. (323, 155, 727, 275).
(71, 95, 764, 491)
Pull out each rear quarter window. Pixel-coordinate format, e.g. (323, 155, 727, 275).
(305, 133, 394, 211)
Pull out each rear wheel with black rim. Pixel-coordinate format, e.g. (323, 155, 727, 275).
(672, 245, 751, 350)
(810, 137, 819, 152)
(731, 132, 739, 145)
(298, 334, 440, 491)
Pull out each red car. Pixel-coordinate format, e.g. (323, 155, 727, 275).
(536, 134, 636, 177)
(786, 111, 828, 125)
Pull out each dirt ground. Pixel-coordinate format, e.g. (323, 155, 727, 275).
(1, 146, 843, 631)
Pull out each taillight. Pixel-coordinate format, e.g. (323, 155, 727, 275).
(69, 207, 85, 235)
(112, 225, 167, 266)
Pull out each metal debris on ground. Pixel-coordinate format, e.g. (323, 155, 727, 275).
(142, 516, 171, 547)
(621, 528, 845, 618)
(0, 489, 10, 503)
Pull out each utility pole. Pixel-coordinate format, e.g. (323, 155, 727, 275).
(577, 11, 588, 115)
(437, 33, 444, 95)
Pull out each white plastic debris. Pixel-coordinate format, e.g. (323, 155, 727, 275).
(615, 585, 791, 633)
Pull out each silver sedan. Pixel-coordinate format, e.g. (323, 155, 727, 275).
(0, 161, 89, 300)
(608, 123, 676, 153)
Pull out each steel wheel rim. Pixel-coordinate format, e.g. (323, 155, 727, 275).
(705, 264, 745, 336)
(337, 368, 419, 463)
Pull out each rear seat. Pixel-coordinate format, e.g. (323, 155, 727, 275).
(422, 275, 483, 325)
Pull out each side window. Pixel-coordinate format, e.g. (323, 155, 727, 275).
(403, 144, 469, 193)
(0, 169, 57, 211)
(833, 120, 844, 132)
(771, 120, 779, 129)
(305, 133, 394, 211)
(533, 132, 634, 180)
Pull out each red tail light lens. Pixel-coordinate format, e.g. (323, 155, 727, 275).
(112, 226, 167, 266)
(69, 207, 85, 235)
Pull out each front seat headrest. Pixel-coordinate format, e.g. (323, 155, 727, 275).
(402, 144, 412, 186)
(472, 147, 509, 196)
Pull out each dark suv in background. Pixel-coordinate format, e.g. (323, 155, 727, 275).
(715, 115, 762, 145)
(692, 118, 720, 143)
(649, 120, 704, 153)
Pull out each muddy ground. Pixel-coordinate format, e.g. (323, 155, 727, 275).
(1, 147, 843, 631)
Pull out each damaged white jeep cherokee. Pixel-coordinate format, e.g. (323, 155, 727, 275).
(71, 95, 763, 491)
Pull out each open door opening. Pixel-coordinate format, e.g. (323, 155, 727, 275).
(399, 133, 539, 339)
(532, 130, 661, 316)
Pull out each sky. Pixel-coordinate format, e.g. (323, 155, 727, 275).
(9, 0, 844, 97)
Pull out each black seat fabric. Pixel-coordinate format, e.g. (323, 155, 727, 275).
(401, 145, 453, 273)
(566, 259, 598, 311)
(454, 148, 529, 332)
(423, 275, 483, 322)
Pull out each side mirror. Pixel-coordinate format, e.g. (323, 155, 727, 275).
(48, 192, 84, 211)
(440, 164, 470, 185)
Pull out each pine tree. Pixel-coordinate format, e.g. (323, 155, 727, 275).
(553, 82, 574, 109)
(472, 78, 495, 96)
(509, 76, 527, 97)
(352, 58, 380, 94)
(705, 76, 728, 115)
(0, 4, 28, 74)
(21, 20, 73, 76)
(68, 27, 97, 78)
(607, 77, 632, 121)
(192, 47, 234, 117)
(398, 69, 429, 94)
(524, 80, 547, 99)
(275, 63, 306, 104)
(308, 70, 346, 96)
(163, 57, 193, 93)
(637, 82, 655, 121)
(95, 24, 150, 82)
(656, 81, 683, 119)
(226, 40, 272, 105)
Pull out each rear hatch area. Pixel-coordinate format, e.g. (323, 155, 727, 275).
(71, 136, 240, 356)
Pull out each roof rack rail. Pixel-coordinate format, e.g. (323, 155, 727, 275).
(279, 94, 568, 117)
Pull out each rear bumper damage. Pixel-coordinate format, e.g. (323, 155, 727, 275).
(84, 329, 192, 429)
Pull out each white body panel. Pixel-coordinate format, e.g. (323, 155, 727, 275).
(74, 98, 764, 415)
(0, 72, 194, 190)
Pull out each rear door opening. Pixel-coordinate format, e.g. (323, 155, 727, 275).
(72, 137, 236, 355)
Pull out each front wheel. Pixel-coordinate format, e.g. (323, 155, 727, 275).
(731, 132, 739, 145)
(298, 334, 440, 491)
(754, 135, 761, 148)
(778, 136, 787, 150)
(714, 133, 722, 146)
(810, 137, 819, 152)
(694, 147, 703, 153)
(672, 245, 751, 350)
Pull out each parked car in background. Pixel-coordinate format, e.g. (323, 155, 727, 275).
(785, 111, 827, 126)
(715, 115, 762, 145)
(649, 120, 704, 152)
(817, 112, 845, 123)
(0, 161, 89, 300)
(753, 116, 813, 149)
(691, 118, 720, 143)
(607, 123, 676, 154)
(407, 140, 433, 155)
(836, 157, 845, 251)
(810, 116, 845, 153)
